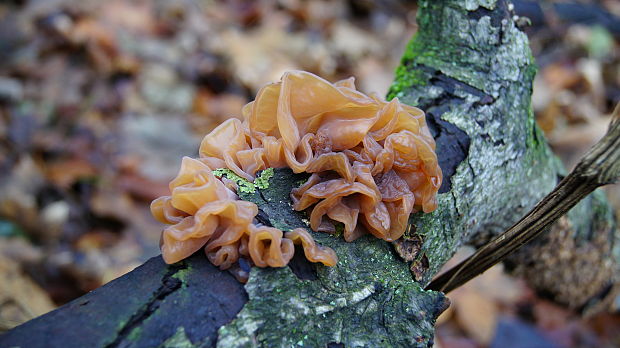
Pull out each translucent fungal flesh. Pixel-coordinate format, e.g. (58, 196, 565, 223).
(151, 70, 441, 276)
(151, 157, 337, 272)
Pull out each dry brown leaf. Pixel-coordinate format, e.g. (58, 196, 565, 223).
(45, 158, 98, 188)
(436, 247, 527, 345)
(542, 63, 581, 91)
(452, 289, 498, 345)
(116, 173, 170, 202)
(0, 253, 55, 332)
(549, 115, 612, 168)
(191, 90, 246, 133)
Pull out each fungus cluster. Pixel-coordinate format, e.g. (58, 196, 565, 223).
(151, 70, 441, 278)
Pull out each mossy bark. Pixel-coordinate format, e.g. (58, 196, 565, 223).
(0, 169, 449, 348)
(217, 169, 448, 348)
(389, 0, 618, 313)
(1, 1, 618, 348)
(388, 0, 558, 283)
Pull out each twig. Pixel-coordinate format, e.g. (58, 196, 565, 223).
(427, 104, 620, 293)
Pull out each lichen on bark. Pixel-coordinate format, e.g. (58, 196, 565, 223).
(217, 169, 448, 348)
(388, 0, 558, 284)
(389, 0, 618, 311)
(217, 0, 615, 344)
(4, 2, 617, 348)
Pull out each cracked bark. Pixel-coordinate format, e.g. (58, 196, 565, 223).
(389, 0, 618, 315)
(103, 264, 186, 348)
(1, 0, 618, 347)
(0, 253, 247, 347)
(428, 109, 620, 296)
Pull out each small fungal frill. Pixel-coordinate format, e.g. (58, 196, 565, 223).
(151, 70, 442, 280)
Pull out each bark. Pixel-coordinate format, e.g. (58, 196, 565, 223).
(1, 0, 617, 347)
(388, 0, 618, 314)
(428, 108, 620, 294)
(0, 169, 449, 348)
(0, 255, 247, 348)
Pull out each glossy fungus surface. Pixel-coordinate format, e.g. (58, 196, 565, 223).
(151, 70, 441, 277)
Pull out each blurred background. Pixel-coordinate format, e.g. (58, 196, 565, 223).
(0, 0, 618, 346)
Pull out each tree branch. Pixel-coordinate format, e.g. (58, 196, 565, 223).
(2, 1, 617, 347)
(428, 105, 620, 293)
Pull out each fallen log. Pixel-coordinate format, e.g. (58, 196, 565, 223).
(1, 169, 449, 348)
(1, 0, 617, 347)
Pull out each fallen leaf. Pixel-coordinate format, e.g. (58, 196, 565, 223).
(0, 251, 55, 332)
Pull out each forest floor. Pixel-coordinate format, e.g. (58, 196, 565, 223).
(0, 0, 619, 347)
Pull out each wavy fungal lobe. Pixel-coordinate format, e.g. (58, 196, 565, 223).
(151, 70, 441, 280)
